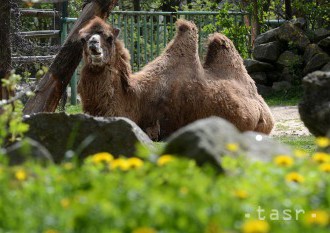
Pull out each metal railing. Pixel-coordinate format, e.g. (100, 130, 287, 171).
(61, 11, 251, 105)
(62, 11, 250, 69)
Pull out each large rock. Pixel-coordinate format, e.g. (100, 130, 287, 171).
(299, 71, 330, 136)
(318, 36, 330, 54)
(303, 53, 330, 75)
(253, 41, 282, 63)
(24, 113, 153, 163)
(322, 62, 330, 72)
(266, 72, 281, 83)
(244, 59, 274, 73)
(256, 84, 273, 97)
(280, 67, 297, 83)
(277, 22, 310, 49)
(277, 51, 303, 70)
(303, 44, 324, 63)
(312, 28, 330, 42)
(163, 117, 292, 171)
(272, 81, 292, 91)
(290, 18, 307, 29)
(240, 132, 292, 162)
(250, 72, 268, 85)
(5, 137, 53, 165)
(254, 28, 279, 46)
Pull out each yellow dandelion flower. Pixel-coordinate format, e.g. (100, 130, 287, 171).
(60, 198, 70, 208)
(315, 137, 330, 148)
(226, 143, 240, 152)
(304, 210, 329, 227)
(242, 220, 270, 233)
(285, 172, 305, 183)
(91, 152, 114, 165)
(44, 230, 60, 233)
(132, 227, 156, 233)
(312, 152, 330, 164)
(157, 155, 175, 166)
(15, 169, 27, 181)
(234, 190, 249, 199)
(319, 163, 330, 173)
(180, 187, 189, 195)
(127, 157, 144, 169)
(110, 158, 130, 171)
(274, 155, 294, 167)
(63, 162, 74, 170)
(294, 149, 308, 158)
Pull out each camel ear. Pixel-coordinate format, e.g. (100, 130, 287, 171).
(113, 28, 120, 38)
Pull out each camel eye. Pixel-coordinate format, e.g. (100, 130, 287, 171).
(81, 37, 87, 44)
(107, 36, 113, 44)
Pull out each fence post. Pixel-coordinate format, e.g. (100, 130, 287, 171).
(60, 4, 77, 106)
(70, 70, 78, 105)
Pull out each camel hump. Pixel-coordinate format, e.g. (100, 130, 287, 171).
(204, 32, 235, 67)
(176, 19, 198, 34)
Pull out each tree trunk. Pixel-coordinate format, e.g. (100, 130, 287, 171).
(0, 0, 13, 100)
(251, 0, 261, 45)
(133, 0, 141, 11)
(23, 0, 118, 114)
(285, 0, 293, 20)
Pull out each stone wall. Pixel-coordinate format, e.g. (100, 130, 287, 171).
(244, 18, 330, 94)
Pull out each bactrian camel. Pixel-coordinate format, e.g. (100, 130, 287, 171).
(78, 17, 274, 140)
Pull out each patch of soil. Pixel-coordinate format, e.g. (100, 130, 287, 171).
(270, 106, 311, 136)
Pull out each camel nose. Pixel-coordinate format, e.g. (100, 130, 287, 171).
(88, 34, 100, 46)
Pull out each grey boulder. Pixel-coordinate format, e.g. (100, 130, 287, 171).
(163, 117, 292, 172)
(253, 41, 282, 63)
(277, 22, 310, 49)
(299, 71, 330, 136)
(24, 113, 152, 163)
(318, 36, 330, 54)
(5, 137, 53, 165)
(244, 59, 274, 73)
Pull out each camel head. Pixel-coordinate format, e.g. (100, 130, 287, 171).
(79, 17, 120, 68)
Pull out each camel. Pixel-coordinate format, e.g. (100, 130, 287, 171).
(78, 17, 274, 140)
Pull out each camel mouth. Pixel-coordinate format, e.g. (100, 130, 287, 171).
(89, 46, 102, 56)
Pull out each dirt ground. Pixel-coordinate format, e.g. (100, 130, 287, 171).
(270, 106, 311, 136)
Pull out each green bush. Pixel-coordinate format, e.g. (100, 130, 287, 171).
(0, 138, 329, 233)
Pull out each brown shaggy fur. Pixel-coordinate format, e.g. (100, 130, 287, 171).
(203, 33, 275, 133)
(78, 17, 274, 140)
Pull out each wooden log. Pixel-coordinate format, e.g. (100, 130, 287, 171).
(0, 0, 13, 100)
(23, 0, 118, 114)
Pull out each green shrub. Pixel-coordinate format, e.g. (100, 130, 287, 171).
(0, 138, 329, 233)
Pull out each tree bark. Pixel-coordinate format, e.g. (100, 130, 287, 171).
(0, 0, 13, 100)
(23, 0, 118, 114)
(251, 0, 261, 45)
(285, 0, 293, 20)
(133, 0, 141, 11)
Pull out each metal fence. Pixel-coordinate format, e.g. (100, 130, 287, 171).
(63, 11, 250, 70)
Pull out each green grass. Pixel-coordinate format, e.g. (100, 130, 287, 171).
(65, 104, 82, 114)
(274, 135, 316, 154)
(264, 86, 304, 106)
